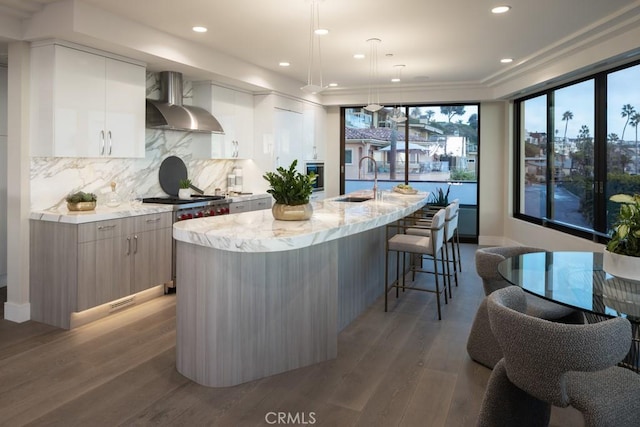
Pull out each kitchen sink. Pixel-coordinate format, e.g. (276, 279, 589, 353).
(334, 196, 373, 203)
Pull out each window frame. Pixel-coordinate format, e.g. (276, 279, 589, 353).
(513, 59, 640, 244)
(344, 148, 354, 165)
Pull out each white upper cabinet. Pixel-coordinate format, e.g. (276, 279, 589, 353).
(302, 103, 326, 161)
(191, 83, 254, 159)
(273, 108, 303, 170)
(253, 93, 306, 174)
(30, 42, 145, 158)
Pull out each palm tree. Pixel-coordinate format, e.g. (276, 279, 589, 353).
(561, 110, 573, 156)
(424, 110, 435, 123)
(621, 104, 636, 142)
(630, 112, 640, 173)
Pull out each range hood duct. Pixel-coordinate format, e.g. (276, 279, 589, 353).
(146, 71, 224, 134)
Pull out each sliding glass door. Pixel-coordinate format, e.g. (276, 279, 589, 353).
(341, 104, 479, 241)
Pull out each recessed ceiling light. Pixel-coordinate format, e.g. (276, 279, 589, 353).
(491, 5, 511, 14)
(353, 53, 365, 59)
(391, 78, 401, 83)
(314, 28, 329, 36)
(328, 83, 338, 87)
(500, 58, 514, 63)
(279, 62, 291, 67)
(192, 26, 208, 33)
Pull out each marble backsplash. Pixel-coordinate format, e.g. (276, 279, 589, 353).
(30, 130, 238, 211)
(30, 72, 239, 211)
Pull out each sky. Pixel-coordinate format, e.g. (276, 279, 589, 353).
(524, 63, 640, 141)
(409, 105, 478, 125)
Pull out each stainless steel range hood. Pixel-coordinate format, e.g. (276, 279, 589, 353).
(146, 71, 224, 134)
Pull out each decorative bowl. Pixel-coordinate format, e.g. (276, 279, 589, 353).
(393, 186, 418, 195)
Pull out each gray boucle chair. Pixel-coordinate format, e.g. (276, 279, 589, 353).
(477, 286, 640, 427)
(467, 246, 583, 369)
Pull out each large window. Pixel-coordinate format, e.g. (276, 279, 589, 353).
(515, 61, 640, 241)
(341, 104, 479, 241)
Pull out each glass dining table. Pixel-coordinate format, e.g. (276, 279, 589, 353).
(498, 251, 640, 372)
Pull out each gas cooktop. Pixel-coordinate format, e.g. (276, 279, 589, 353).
(142, 195, 226, 205)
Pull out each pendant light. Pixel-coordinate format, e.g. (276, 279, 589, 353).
(390, 64, 407, 123)
(364, 38, 383, 112)
(301, 0, 327, 94)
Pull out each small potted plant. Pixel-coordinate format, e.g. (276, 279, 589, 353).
(66, 191, 97, 211)
(263, 159, 316, 220)
(603, 193, 640, 281)
(429, 185, 451, 207)
(178, 179, 192, 200)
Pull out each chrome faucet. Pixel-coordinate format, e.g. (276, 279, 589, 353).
(359, 155, 378, 199)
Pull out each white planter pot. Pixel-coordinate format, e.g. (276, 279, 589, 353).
(178, 188, 191, 200)
(603, 249, 640, 282)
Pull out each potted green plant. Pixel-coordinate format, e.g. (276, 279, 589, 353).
(429, 185, 450, 207)
(263, 159, 316, 220)
(603, 193, 640, 281)
(65, 191, 97, 211)
(178, 179, 192, 200)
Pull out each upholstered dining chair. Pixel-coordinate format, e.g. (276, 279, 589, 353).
(478, 286, 640, 427)
(467, 246, 583, 369)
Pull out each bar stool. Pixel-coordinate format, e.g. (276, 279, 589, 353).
(412, 200, 461, 275)
(405, 202, 459, 295)
(449, 199, 462, 273)
(384, 209, 447, 319)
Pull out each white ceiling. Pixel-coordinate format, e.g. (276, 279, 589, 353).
(1, 0, 639, 93)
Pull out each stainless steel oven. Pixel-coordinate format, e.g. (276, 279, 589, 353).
(305, 162, 325, 192)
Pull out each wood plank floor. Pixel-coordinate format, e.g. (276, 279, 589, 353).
(0, 244, 585, 426)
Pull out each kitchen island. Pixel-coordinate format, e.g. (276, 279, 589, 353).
(172, 191, 429, 387)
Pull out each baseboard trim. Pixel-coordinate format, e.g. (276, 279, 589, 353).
(4, 301, 31, 323)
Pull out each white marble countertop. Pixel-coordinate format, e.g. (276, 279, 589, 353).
(29, 193, 272, 224)
(29, 203, 175, 224)
(173, 191, 429, 253)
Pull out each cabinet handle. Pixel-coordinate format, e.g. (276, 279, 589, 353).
(126, 236, 131, 255)
(133, 235, 138, 254)
(97, 225, 116, 231)
(234, 140, 239, 157)
(100, 130, 105, 155)
(108, 131, 113, 155)
(146, 217, 161, 223)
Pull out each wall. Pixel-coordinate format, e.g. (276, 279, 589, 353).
(478, 102, 508, 245)
(30, 72, 238, 211)
(325, 106, 341, 198)
(0, 65, 7, 286)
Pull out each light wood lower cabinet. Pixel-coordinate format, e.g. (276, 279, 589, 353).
(229, 196, 272, 214)
(30, 212, 172, 328)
